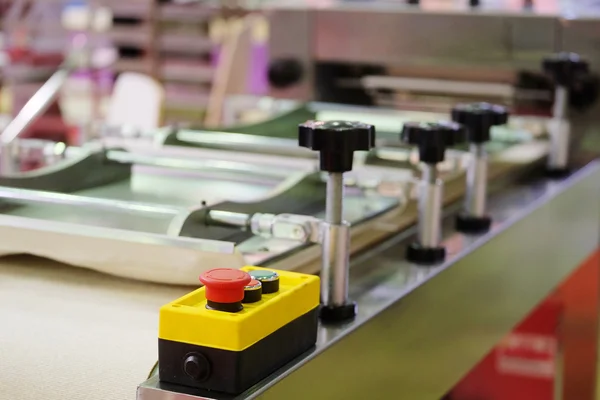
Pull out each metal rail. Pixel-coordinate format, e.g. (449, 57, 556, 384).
(0, 64, 74, 174)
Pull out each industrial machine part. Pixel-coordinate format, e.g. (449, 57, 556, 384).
(298, 120, 375, 320)
(452, 102, 509, 233)
(0, 98, 553, 285)
(543, 52, 589, 176)
(158, 266, 319, 395)
(137, 159, 600, 400)
(265, 2, 600, 114)
(401, 121, 466, 265)
(0, 133, 402, 284)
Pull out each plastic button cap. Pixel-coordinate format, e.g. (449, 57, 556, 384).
(199, 268, 251, 304)
(298, 120, 375, 173)
(451, 102, 509, 143)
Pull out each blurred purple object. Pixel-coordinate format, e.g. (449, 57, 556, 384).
(250, 43, 268, 95)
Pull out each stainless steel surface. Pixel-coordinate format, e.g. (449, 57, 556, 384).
(319, 221, 350, 308)
(105, 149, 294, 181)
(548, 119, 571, 170)
(553, 86, 568, 121)
(548, 86, 570, 169)
(418, 163, 443, 248)
(325, 172, 343, 225)
(320, 171, 351, 308)
(362, 75, 517, 98)
(266, 2, 600, 101)
(208, 211, 317, 242)
(249, 213, 319, 242)
(0, 186, 182, 216)
(465, 143, 488, 217)
(173, 131, 316, 159)
(138, 160, 600, 400)
(208, 210, 251, 229)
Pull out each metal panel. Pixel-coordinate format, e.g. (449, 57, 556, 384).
(138, 162, 600, 399)
(561, 18, 600, 72)
(257, 163, 600, 399)
(509, 15, 558, 66)
(314, 10, 509, 66)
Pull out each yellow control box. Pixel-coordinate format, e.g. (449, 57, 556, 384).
(158, 266, 320, 351)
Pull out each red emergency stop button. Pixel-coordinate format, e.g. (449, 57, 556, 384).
(199, 268, 251, 312)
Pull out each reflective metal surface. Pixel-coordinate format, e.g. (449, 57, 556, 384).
(266, 1, 600, 101)
(138, 161, 600, 400)
(1, 65, 73, 174)
(465, 143, 488, 217)
(417, 164, 443, 248)
(319, 221, 351, 307)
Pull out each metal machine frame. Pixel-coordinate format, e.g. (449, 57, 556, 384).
(266, 1, 600, 103)
(137, 159, 600, 399)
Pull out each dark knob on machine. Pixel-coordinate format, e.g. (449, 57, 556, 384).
(299, 120, 376, 173)
(268, 58, 304, 89)
(542, 52, 589, 87)
(401, 121, 466, 163)
(451, 102, 509, 143)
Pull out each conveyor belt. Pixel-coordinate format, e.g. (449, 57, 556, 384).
(0, 256, 190, 400)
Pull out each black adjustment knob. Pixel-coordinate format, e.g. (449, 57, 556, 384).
(268, 58, 304, 89)
(401, 121, 466, 164)
(543, 52, 589, 87)
(299, 120, 375, 173)
(451, 102, 509, 143)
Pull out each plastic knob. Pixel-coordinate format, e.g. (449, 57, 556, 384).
(199, 268, 251, 312)
(268, 58, 304, 89)
(299, 120, 375, 173)
(451, 102, 509, 143)
(543, 52, 589, 87)
(401, 121, 466, 164)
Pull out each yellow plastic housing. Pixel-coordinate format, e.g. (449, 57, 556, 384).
(158, 266, 320, 352)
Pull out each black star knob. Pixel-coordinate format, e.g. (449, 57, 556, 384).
(401, 121, 466, 164)
(299, 120, 375, 173)
(543, 52, 589, 87)
(451, 102, 509, 144)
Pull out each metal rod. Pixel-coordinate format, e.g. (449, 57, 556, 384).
(361, 75, 517, 98)
(1, 65, 73, 175)
(321, 222, 351, 307)
(176, 130, 316, 159)
(325, 172, 343, 224)
(206, 210, 251, 229)
(418, 163, 442, 248)
(552, 86, 568, 120)
(0, 186, 182, 215)
(465, 143, 488, 217)
(548, 85, 570, 170)
(1, 66, 73, 146)
(321, 171, 350, 308)
(105, 149, 293, 179)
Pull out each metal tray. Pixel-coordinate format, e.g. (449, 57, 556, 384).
(0, 102, 550, 285)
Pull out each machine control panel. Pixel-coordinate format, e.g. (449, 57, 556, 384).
(157, 266, 320, 395)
